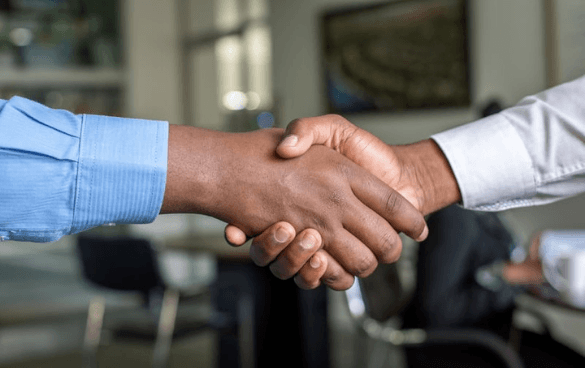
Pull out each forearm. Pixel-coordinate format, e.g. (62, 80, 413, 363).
(394, 139, 461, 215)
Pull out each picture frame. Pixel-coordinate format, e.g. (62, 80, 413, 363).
(321, 0, 470, 114)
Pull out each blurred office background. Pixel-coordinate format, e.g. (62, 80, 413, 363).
(1, 0, 585, 367)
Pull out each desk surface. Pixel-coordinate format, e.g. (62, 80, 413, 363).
(515, 293, 585, 356)
(163, 234, 251, 260)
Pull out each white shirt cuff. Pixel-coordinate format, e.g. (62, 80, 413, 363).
(431, 114, 536, 211)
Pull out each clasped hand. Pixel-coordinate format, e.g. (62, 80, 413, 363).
(221, 116, 433, 290)
(162, 124, 427, 290)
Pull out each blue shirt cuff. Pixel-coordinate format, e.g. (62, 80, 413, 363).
(71, 114, 168, 234)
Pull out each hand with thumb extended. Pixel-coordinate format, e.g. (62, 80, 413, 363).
(225, 114, 432, 290)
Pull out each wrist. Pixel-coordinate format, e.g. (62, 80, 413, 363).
(394, 139, 461, 215)
(161, 125, 226, 215)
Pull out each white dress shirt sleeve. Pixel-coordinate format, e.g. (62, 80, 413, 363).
(432, 75, 585, 211)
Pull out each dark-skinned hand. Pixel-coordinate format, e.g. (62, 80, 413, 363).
(161, 125, 428, 290)
(224, 115, 461, 290)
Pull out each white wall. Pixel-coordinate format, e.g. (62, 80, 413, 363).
(270, 0, 585, 240)
(124, 0, 182, 124)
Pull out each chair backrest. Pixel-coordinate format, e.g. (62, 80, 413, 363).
(77, 235, 164, 293)
(344, 206, 525, 368)
(348, 205, 517, 327)
(406, 205, 515, 330)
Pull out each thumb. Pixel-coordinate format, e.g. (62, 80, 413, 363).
(276, 121, 317, 158)
(224, 224, 249, 247)
(277, 115, 354, 158)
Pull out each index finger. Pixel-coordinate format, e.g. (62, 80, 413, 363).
(349, 165, 428, 242)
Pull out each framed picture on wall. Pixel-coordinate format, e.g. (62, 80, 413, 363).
(321, 0, 470, 114)
(544, 0, 585, 88)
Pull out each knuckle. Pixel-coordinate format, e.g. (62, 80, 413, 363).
(288, 117, 302, 126)
(287, 118, 307, 132)
(310, 216, 329, 233)
(295, 274, 320, 290)
(326, 276, 355, 291)
(377, 232, 401, 264)
(269, 262, 289, 280)
(348, 254, 378, 278)
(250, 242, 277, 267)
(384, 191, 402, 214)
(383, 236, 403, 264)
(307, 280, 322, 289)
(327, 189, 346, 207)
(327, 114, 349, 126)
(335, 161, 355, 180)
(411, 216, 427, 237)
(322, 267, 343, 285)
(279, 254, 301, 277)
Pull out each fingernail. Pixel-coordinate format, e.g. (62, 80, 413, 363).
(281, 134, 298, 147)
(310, 256, 321, 268)
(417, 225, 429, 242)
(300, 234, 317, 250)
(275, 227, 290, 243)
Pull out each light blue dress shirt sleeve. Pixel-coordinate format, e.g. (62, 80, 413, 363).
(0, 96, 168, 242)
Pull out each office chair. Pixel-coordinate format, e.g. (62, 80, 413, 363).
(76, 235, 224, 368)
(344, 206, 525, 368)
(345, 271, 524, 368)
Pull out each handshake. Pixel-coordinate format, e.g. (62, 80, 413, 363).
(162, 115, 461, 291)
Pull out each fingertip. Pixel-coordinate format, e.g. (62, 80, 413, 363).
(278, 119, 317, 158)
(325, 276, 355, 291)
(224, 224, 248, 247)
(280, 134, 298, 148)
(416, 224, 429, 242)
(319, 253, 356, 291)
(269, 262, 288, 280)
(276, 134, 303, 158)
(273, 221, 296, 243)
(249, 221, 297, 267)
(294, 251, 328, 290)
(299, 228, 322, 250)
(294, 274, 320, 290)
(310, 251, 327, 269)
